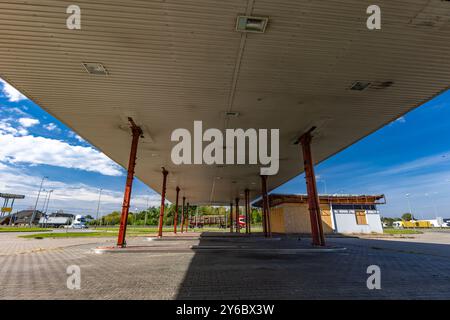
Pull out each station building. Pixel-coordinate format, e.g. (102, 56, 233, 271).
(254, 194, 385, 235)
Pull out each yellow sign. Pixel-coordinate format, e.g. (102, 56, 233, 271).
(1, 207, 12, 213)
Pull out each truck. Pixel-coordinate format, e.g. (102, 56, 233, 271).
(189, 215, 226, 228)
(393, 220, 432, 228)
(39, 213, 88, 228)
(64, 215, 88, 229)
(39, 213, 73, 228)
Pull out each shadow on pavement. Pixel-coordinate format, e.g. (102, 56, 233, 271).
(175, 232, 450, 299)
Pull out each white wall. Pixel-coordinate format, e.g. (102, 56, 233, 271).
(333, 211, 383, 234)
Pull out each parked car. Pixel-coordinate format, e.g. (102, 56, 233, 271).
(64, 222, 87, 229)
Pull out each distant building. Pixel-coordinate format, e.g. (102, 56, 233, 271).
(254, 194, 385, 234)
(0, 193, 25, 218)
(39, 212, 77, 228)
(8, 210, 43, 225)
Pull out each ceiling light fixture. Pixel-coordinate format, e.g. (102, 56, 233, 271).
(236, 16, 269, 33)
(223, 111, 240, 118)
(350, 81, 394, 91)
(82, 62, 108, 75)
(350, 81, 371, 91)
(370, 81, 394, 89)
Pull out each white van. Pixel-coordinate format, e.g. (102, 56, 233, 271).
(64, 215, 88, 229)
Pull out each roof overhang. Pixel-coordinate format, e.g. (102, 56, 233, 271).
(253, 193, 386, 207)
(1, 1, 449, 205)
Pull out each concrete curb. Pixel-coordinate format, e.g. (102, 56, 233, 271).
(92, 245, 346, 255)
(146, 237, 200, 241)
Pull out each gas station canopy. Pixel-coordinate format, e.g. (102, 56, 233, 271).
(1, 0, 449, 204)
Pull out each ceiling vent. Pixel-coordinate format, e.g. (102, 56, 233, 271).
(350, 81, 394, 91)
(410, 0, 450, 28)
(236, 16, 268, 33)
(82, 62, 108, 75)
(370, 81, 394, 89)
(223, 111, 240, 117)
(350, 81, 371, 91)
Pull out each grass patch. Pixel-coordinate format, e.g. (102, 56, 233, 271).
(0, 227, 50, 233)
(19, 232, 115, 239)
(93, 226, 168, 233)
(383, 228, 423, 235)
(18, 225, 265, 239)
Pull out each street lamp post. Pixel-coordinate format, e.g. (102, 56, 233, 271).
(30, 176, 47, 226)
(144, 195, 149, 227)
(42, 189, 53, 228)
(406, 193, 414, 220)
(43, 190, 53, 214)
(425, 192, 438, 220)
(40, 190, 49, 212)
(317, 179, 327, 195)
(95, 188, 103, 228)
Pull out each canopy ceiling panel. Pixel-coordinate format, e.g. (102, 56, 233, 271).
(1, 0, 449, 204)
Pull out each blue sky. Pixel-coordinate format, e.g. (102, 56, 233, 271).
(1, 78, 449, 219)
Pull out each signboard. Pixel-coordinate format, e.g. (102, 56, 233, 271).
(1, 207, 12, 213)
(0, 193, 25, 199)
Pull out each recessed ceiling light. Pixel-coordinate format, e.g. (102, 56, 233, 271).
(350, 81, 394, 91)
(82, 62, 108, 75)
(350, 81, 371, 91)
(236, 16, 268, 33)
(370, 81, 394, 89)
(223, 111, 240, 118)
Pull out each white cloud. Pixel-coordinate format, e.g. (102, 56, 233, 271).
(0, 132, 123, 176)
(5, 107, 28, 116)
(0, 163, 160, 215)
(75, 134, 85, 142)
(0, 79, 28, 102)
(18, 117, 40, 127)
(378, 152, 450, 176)
(17, 128, 29, 136)
(43, 122, 59, 132)
(0, 119, 28, 136)
(389, 116, 407, 126)
(360, 169, 450, 219)
(396, 116, 406, 123)
(68, 131, 85, 143)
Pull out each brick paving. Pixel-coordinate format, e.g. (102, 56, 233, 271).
(0, 231, 450, 299)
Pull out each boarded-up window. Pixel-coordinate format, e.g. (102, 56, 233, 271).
(355, 210, 367, 225)
(320, 208, 333, 233)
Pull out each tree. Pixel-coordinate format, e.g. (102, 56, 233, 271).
(251, 208, 262, 223)
(401, 213, 413, 221)
(381, 217, 396, 227)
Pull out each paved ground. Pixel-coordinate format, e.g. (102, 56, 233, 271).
(1, 230, 450, 299)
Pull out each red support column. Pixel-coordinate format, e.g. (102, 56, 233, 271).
(157, 168, 169, 238)
(235, 197, 240, 233)
(174, 187, 180, 234)
(299, 129, 325, 246)
(180, 196, 186, 233)
(117, 118, 143, 247)
(261, 175, 272, 238)
(248, 194, 252, 234)
(229, 202, 233, 233)
(185, 202, 189, 232)
(245, 189, 250, 234)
